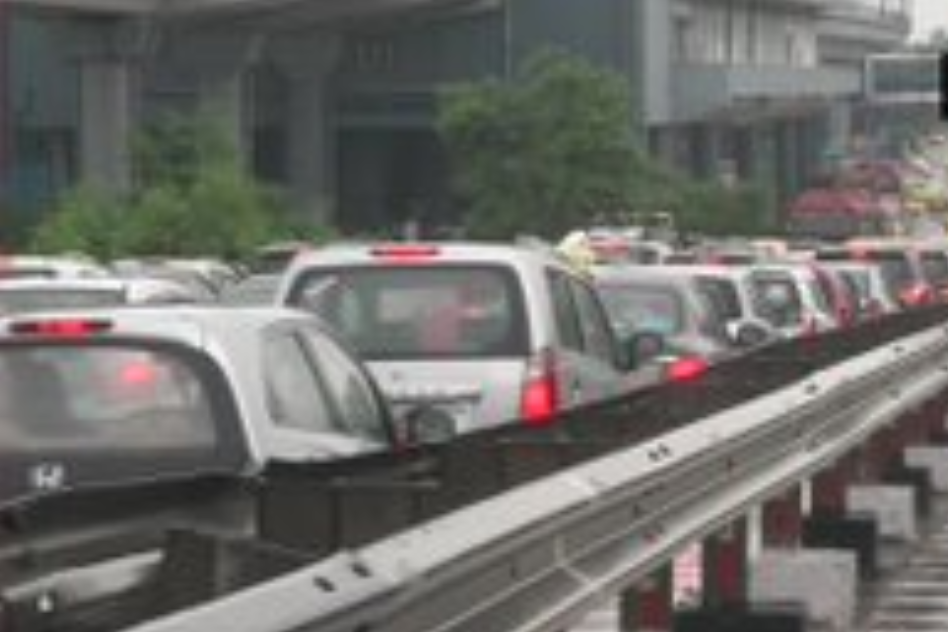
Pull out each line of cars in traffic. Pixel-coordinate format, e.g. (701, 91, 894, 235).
(2, 236, 946, 444)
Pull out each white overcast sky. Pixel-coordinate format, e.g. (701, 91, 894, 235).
(911, 0, 948, 41)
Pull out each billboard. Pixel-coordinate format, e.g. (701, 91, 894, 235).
(865, 53, 940, 104)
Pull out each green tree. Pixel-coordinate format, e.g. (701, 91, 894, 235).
(31, 186, 128, 258)
(438, 49, 649, 238)
(32, 110, 302, 259)
(677, 182, 774, 237)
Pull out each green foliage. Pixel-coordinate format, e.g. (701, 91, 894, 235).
(675, 182, 775, 237)
(32, 111, 315, 259)
(438, 49, 647, 239)
(131, 111, 240, 190)
(30, 186, 127, 257)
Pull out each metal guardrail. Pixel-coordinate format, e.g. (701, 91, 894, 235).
(126, 310, 948, 632)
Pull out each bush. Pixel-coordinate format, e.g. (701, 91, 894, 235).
(30, 186, 128, 258)
(31, 111, 317, 260)
(675, 182, 775, 237)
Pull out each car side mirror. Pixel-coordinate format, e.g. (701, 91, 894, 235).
(730, 320, 774, 348)
(398, 405, 457, 445)
(622, 330, 666, 369)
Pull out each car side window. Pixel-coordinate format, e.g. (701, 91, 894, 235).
(263, 330, 337, 434)
(547, 271, 583, 352)
(300, 328, 388, 443)
(569, 279, 620, 367)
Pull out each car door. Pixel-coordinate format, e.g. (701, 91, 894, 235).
(563, 274, 627, 404)
(547, 269, 591, 408)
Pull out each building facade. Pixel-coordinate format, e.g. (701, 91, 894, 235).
(4, 0, 912, 232)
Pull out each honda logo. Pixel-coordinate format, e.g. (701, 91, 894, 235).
(29, 463, 67, 491)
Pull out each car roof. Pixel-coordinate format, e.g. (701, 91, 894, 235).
(0, 306, 316, 348)
(591, 265, 700, 287)
(0, 255, 110, 278)
(288, 240, 573, 270)
(0, 275, 201, 301)
(0, 277, 129, 291)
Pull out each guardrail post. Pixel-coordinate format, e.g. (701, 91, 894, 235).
(620, 564, 673, 632)
(811, 453, 859, 516)
(928, 395, 948, 442)
(761, 485, 802, 547)
(701, 518, 747, 608)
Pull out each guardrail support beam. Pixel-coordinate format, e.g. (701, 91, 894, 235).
(761, 485, 802, 548)
(620, 564, 673, 632)
(701, 519, 748, 608)
(811, 453, 859, 516)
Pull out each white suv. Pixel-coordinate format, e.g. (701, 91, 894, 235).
(277, 241, 633, 433)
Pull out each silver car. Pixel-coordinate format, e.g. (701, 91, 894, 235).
(278, 241, 633, 432)
(0, 307, 405, 467)
(0, 276, 203, 314)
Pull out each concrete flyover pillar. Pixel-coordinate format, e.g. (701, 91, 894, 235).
(172, 28, 267, 162)
(197, 69, 248, 153)
(79, 58, 133, 191)
(269, 33, 342, 225)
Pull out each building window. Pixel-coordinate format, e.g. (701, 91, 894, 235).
(349, 36, 396, 71)
(674, 16, 694, 62)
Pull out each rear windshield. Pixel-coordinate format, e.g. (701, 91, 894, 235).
(817, 249, 916, 292)
(0, 342, 240, 507)
(597, 285, 683, 336)
(919, 251, 948, 287)
(288, 265, 528, 360)
(0, 288, 125, 314)
(0, 346, 217, 453)
(870, 254, 916, 293)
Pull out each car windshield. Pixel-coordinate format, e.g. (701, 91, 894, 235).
(695, 277, 743, 322)
(289, 265, 527, 360)
(749, 273, 805, 328)
(598, 285, 683, 337)
(0, 288, 126, 314)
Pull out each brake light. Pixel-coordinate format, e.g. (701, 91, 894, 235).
(900, 284, 933, 307)
(9, 319, 112, 337)
(520, 349, 560, 426)
(119, 361, 157, 386)
(803, 315, 819, 338)
(370, 244, 440, 262)
(666, 357, 709, 382)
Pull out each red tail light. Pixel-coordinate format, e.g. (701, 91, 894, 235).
(370, 244, 440, 263)
(9, 319, 112, 337)
(900, 284, 933, 307)
(666, 356, 709, 382)
(119, 361, 157, 386)
(520, 349, 560, 426)
(803, 315, 819, 338)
